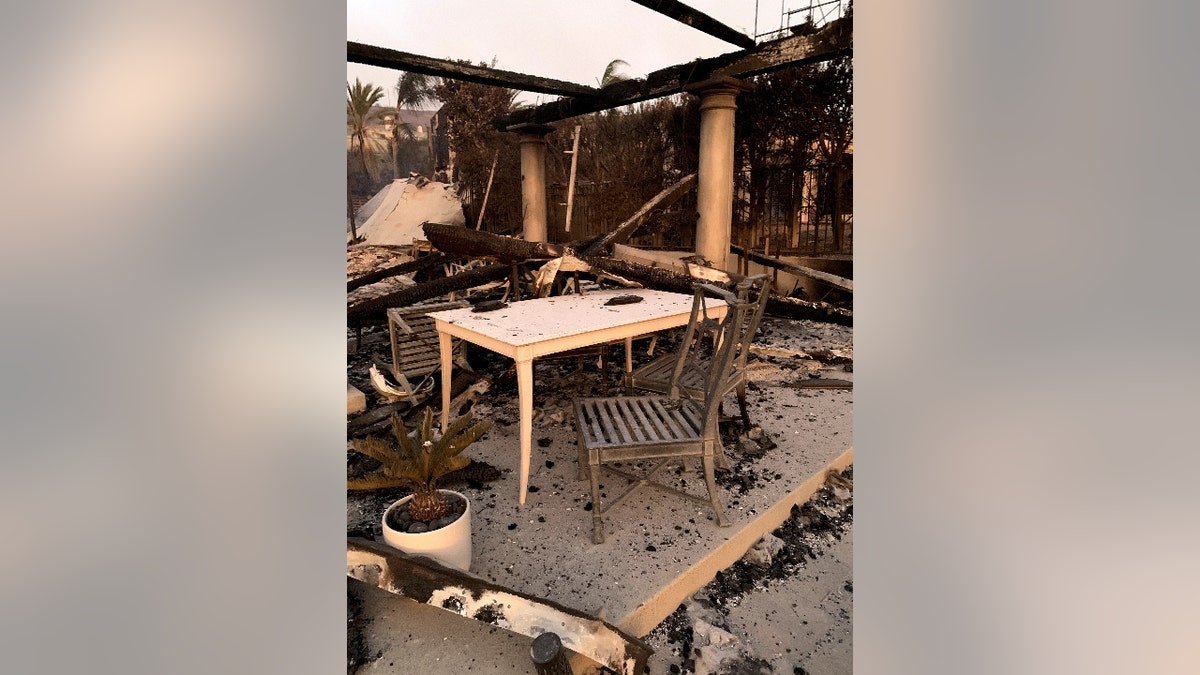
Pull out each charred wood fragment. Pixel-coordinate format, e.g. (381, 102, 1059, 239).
(348, 262, 510, 322)
(347, 253, 447, 292)
(348, 370, 484, 438)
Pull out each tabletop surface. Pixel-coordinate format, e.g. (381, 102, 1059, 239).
(428, 288, 721, 348)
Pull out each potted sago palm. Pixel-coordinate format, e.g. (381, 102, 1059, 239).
(349, 408, 492, 571)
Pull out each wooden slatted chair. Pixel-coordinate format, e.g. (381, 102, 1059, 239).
(624, 275, 771, 429)
(381, 300, 469, 402)
(572, 280, 755, 544)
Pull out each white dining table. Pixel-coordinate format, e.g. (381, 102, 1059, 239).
(429, 288, 726, 505)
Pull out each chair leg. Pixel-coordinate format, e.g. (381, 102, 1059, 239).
(702, 448, 730, 527)
(589, 459, 605, 544)
(737, 381, 751, 428)
(714, 439, 730, 470)
(576, 436, 588, 481)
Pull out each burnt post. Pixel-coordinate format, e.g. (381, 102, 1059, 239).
(530, 632, 574, 675)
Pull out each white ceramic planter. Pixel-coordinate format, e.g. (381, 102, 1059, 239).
(381, 489, 472, 572)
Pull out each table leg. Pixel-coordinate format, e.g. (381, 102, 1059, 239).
(439, 331, 453, 432)
(516, 358, 533, 506)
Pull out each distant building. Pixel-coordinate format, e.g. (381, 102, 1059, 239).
(429, 105, 452, 181)
(377, 107, 435, 140)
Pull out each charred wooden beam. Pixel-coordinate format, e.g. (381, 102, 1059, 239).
(730, 244, 853, 293)
(347, 253, 447, 292)
(403, 224, 852, 325)
(762, 294, 852, 325)
(422, 222, 563, 261)
(582, 174, 696, 256)
(629, 0, 756, 49)
(497, 17, 850, 127)
(578, 253, 708, 295)
(347, 538, 653, 675)
(348, 262, 511, 322)
(348, 42, 599, 97)
(785, 378, 853, 390)
(581, 254, 850, 324)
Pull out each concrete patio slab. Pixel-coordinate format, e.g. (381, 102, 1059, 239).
(348, 316, 853, 672)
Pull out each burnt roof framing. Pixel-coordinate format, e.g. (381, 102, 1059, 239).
(346, 15, 849, 128)
(628, 0, 756, 49)
(348, 41, 599, 97)
(497, 16, 851, 128)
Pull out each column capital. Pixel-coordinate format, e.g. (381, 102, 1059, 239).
(683, 76, 754, 97)
(506, 122, 555, 140)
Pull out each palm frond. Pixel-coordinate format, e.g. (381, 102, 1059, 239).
(442, 419, 493, 457)
(429, 453, 471, 483)
(599, 59, 631, 87)
(392, 411, 415, 455)
(348, 472, 409, 491)
(351, 436, 396, 466)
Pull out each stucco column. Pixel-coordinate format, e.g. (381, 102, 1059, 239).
(510, 123, 554, 243)
(687, 78, 751, 271)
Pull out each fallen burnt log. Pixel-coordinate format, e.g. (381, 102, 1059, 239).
(761, 294, 852, 326)
(422, 222, 563, 261)
(730, 244, 853, 293)
(348, 262, 510, 323)
(570, 254, 850, 325)
(378, 223, 851, 327)
(347, 252, 447, 292)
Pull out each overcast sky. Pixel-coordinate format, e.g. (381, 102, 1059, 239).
(347, 0, 812, 109)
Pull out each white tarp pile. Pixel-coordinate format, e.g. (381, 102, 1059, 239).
(353, 177, 465, 246)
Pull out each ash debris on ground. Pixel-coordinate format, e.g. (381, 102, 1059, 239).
(643, 468, 853, 675)
(347, 583, 371, 675)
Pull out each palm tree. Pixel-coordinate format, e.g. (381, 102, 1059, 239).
(395, 71, 436, 110)
(598, 59, 630, 87)
(391, 71, 437, 176)
(347, 78, 387, 181)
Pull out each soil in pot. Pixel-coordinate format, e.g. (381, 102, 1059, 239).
(385, 493, 467, 534)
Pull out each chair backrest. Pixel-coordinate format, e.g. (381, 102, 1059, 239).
(387, 300, 467, 379)
(667, 281, 755, 433)
(731, 274, 772, 371)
